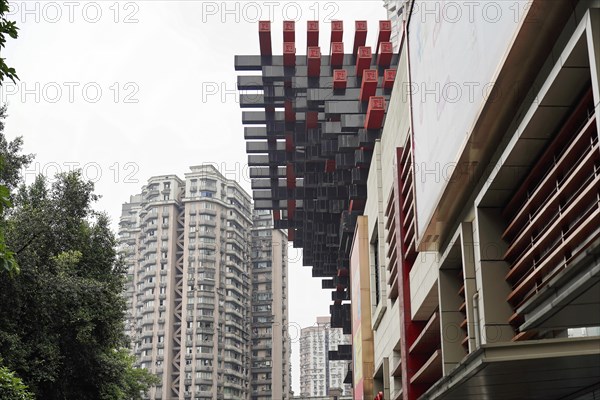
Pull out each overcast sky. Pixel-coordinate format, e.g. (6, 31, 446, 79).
(2, 0, 387, 393)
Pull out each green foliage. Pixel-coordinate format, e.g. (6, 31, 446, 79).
(99, 349, 160, 400)
(0, 124, 157, 398)
(0, 106, 32, 277)
(0, 0, 19, 84)
(0, 364, 34, 400)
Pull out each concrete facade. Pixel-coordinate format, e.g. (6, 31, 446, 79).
(358, 1, 600, 399)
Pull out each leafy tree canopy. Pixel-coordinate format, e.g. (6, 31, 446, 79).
(0, 112, 158, 399)
(0, 362, 34, 400)
(0, 0, 19, 84)
(0, 105, 32, 276)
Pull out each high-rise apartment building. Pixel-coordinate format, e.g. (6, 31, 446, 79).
(299, 317, 352, 398)
(119, 165, 290, 400)
(250, 210, 291, 400)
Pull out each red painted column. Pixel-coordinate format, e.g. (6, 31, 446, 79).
(394, 147, 427, 400)
(331, 42, 344, 67)
(356, 46, 372, 78)
(353, 20, 367, 56)
(383, 69, 397, 90)
(359, 69, 378, 102)
(283, 42, 296, 67)
(331, 20, 343, 43)
(259, 21, 272, 56)
(333, 69, 347, 89)
(376, 20, 392, 54)
(283, 20, 295, 42)
(307, 46, 321, 77)
(307, 20, 319, 47)
(364, 97, 385, 129)
(377, 42, 393, 68)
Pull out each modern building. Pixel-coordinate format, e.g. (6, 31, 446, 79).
(237, 1, 600, 399)
(250, 209, 292, 400)
(299, 317, 352, 398)
(236, 18, 397, 400)
(119, 165, 291, 400)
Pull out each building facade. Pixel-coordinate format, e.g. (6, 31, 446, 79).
(358, 1, 600, 399)
(382, 0, 404, 51)
(250, 210, 291, 400)
(236, 18, 398, 400)
(299, 317, 352, 398)
(237, 1, 600, 399)
(119, 165, 290, 400)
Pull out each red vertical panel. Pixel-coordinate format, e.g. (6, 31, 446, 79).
(355, 46, 372, 78)
(376, 20, 392, 53)
(307, 111, 318, 129)
(331, 20, 343, 43)
(307, 46, 321, 77)
(283, 20, 295, 43)
(325, 159, 336, 172)
(286, 163, 295, 186)
(287, 200, 296, 219)
(284, 100, 295, 122)
(394, 147, 427, 400)
(333, 69, 347, 89)
(330, 42, 344, 67)
(353, 20, 368, 56)
(359, 69, 378, 102)
(377, 42, 393, 68)
(283, 42, 296, 67)
(259, 21, 272, 56)
(364, 96, 385, 129)
(384, 69, 397, 89)
(307, 21, 319, 46)
(285, 132, 294, 152)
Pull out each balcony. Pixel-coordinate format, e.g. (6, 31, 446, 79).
(500, 93, 600, 336)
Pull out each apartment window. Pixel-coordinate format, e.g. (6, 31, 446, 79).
(163, 194, 169, 201)
(163, 182, 170, 189)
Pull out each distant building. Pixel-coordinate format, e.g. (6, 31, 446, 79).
(299, 317, 352, 398)
(250, 210, 291, 399)
(119, 165, 290, 400)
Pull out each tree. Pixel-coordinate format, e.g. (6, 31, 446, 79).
(0, 105, 33, 276)
(0, 133, 157, 398)
(0, 362, 34, 400)
(0, 0, 19, 84)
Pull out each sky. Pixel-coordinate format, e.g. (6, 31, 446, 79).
(2, 0, 388, 393)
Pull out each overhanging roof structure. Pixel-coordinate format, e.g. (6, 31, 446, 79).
(235, 20, 398, 332)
